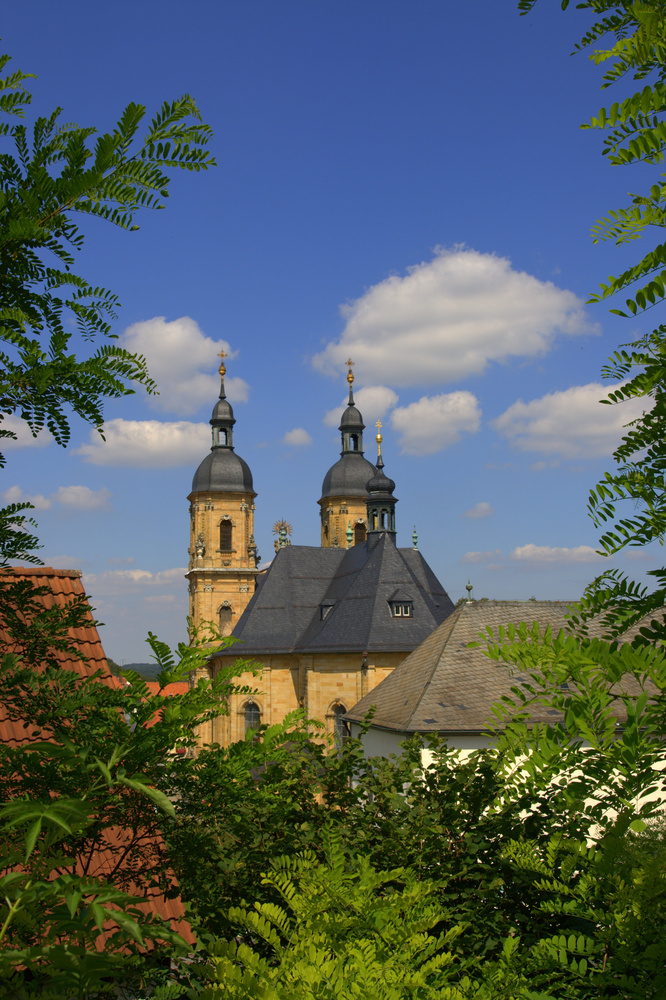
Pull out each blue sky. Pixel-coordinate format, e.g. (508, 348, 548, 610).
(2, 1, 659, 662)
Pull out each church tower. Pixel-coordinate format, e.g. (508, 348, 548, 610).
(187, 354, 261, 636)
(319, 360, 376, 547)
(366, 421, 398, 539)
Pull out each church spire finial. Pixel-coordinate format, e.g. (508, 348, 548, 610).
(375, 420, 382, 459)
(346, 357, 355, 404)
(217, 350, 228, 399)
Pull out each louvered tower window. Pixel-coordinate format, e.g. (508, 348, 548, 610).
(220, 520, 232, 551)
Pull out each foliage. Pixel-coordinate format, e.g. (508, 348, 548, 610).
(0, 49, 215, 564)
(196, 832, 466, 1000)
(518, 1, 666, 641)
(0, 576, 254, 997)
(162, 612, 666, 999)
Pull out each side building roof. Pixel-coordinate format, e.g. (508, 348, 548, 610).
(345, 599, 654, 734)
(215, 534, 455, 658)
(0, 567, 194, 945)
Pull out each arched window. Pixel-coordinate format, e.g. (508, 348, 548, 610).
(354, 522, 366, 546)
(350, 433, 359, 451)
(220, 520, 232, 551)
(380, 510, 386, 529)
(220, 428, 228, 445)
(218, 604, 232, 635)
(244, 701, 261, 735)
(333, 704, 347, 749)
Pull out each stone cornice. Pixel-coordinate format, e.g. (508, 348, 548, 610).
(186, 566, 263, 577)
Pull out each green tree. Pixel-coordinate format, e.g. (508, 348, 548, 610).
(517, 1, 666, 642)
(0, 577, 256, 996)
(0, 50, 215, 564)
(196, 833, 467, 1000)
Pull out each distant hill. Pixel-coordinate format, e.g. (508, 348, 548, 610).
(109, 661, 162, 680)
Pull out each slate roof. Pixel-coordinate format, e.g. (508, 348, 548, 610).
(345, 599, 654, 733)
(191, 446, 254, 494)
(217, 534, 455, 657)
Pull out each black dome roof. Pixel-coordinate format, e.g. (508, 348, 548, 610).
(321, 452, 376, 500)
(211, 396, 234, 423)
(366, 463, 396, 499)
(340, 404, 364, 431)
(192, 448, 254, 494)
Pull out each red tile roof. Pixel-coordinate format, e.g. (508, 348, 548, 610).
(0, 568, 195, 946)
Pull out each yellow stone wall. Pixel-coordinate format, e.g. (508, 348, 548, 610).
(209, 649, 405, 746)
(318, 496, 368, 548)
(186, 490, 260, 635)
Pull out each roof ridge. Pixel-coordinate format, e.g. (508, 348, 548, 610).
(2, 567, 83, 578)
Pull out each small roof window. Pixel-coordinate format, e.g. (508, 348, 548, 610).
(388, 588, 413, 619)
(320, 599, 335, 621)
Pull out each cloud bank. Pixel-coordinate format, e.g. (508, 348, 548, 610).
(76, 419, 210, 467)
(390, 391, 481, 455)
(120, 316, 249, 417)
(323, 385, 400, 428)
(463, 501, 493, 519)
(283, 428, 312, 446)
(492, 383, 646, 459)
(2, 484, 111, 511)
(510, 544, 603, 564)
(313, 248, 595, 386)
(0, 415, 53, 451)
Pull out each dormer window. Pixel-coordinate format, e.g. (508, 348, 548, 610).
(320, 601, 335, 620)
(388, 589, 413, 619)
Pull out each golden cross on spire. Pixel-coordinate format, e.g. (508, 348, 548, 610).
(375, 419, 382, 457)
(346, 357, 354, 385)
(217, 349, 227, 376)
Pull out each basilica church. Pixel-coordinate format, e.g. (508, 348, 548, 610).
(187, 358, 455, 746)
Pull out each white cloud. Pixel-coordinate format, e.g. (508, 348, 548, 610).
(461, 549, 502, 564)
(492, 383, 646, 459)
(1, 484, 52, 510)
(463, 501, 493, 519)
(76, 419, 210, 467)
(390, 391, 481, 455)
(510, 544, 603, 564)
(2, 484, 111, 511)
(53, 485, 111, 511)
(323, 385, 399, 428)
(0, 415, 53, 450)
(283, 427, 313, 447)
(120, 316, 249, 416)
(84, 567, 187, 595)
(313, 248, 595, 385)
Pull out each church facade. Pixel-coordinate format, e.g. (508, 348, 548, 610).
(188, 359, 455, 747)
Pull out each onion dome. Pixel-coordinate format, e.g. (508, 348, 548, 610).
(320, 359, 375, 500)
(366, 455, 396, 499)
(366, 422, 397, 538)
(191, 355, 255, 495)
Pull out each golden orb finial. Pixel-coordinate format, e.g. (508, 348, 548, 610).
(217, 349, 227, 377)
(375, 419, 382, 457)
(346, 357, 354, 386)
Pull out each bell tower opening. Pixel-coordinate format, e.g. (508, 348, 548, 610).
(220, 519, 232, 552)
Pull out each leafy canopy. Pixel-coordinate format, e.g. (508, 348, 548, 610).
(0, 50, 215, 564)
